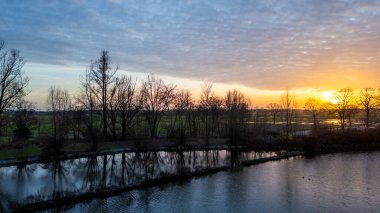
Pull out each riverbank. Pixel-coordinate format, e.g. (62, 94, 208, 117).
(2, 128, 380, 165)
(0, 137, 295, 167)
(0, 138, 231, 161)
(301, 129, 380, 154)
(0, 144, 296, 167)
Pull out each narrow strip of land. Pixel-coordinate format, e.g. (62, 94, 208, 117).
(0, 144, 294, 167)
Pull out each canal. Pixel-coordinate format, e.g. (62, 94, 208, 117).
(1, 151, 379, 212)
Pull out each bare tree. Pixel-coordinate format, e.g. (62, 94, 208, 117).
(107, 76, 139, 142)
(267, 103, 281, 124)
(346, 104, 360, 128)
(198, 83, 211, 140)
(115, 75, 140, 140)
(47, 87, 71, 142)
(281, 88, 297, 140)
(88, 50, 117, 139)
(210, 96, 223, 137)
(225, 89, 250, 144)
(329, 88, 355, 130)
(304, 97, 321, 130)
(140, 74, 176, 138)
(68, 103, 85, 140)
(107, 82, 119, 141)
(357, 88, 378, 128)
(168, 89, 194, 143)
(198, 83, 223, 144)
(12, 99, 36, 140)
(186, 98, 198, 138)
(198, 83, 213, 144)
(0, 40, 29, 128)
(77, 69, 99, 150)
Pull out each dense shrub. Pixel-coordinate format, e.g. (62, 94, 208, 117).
(13, 126, 32, 140)
(302, 129, 380, 154)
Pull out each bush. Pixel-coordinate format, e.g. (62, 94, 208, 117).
(41, 137, 64, 157)
(302, 129, 380, 154)
(13, 126, 32, 140)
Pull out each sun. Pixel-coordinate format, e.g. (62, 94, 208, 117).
(322, 91, 338, 104)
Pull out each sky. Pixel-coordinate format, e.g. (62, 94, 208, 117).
(1, 0, 380, 108)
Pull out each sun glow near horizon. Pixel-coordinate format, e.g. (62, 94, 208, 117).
(25, 63, 356, 109)
(322, 91, 339, 104)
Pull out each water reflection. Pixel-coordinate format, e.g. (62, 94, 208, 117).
(43, 160, 71, 200)
(68, 152, 380, 213)
(0, 150, 275, 211)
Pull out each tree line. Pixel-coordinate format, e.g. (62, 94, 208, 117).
(0, 41, 251, 148)
(264, 87, 380, 141)
(1, 39, 380, 150)
(302, 87, 379, 130)
(46, 51, 251, 149)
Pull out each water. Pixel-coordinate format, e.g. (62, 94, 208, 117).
(0, 150, 276, 211)
(2, 151, 380, 212)
(69, 152, 380, 213)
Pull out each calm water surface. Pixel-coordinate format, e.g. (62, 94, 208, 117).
(67, 152, 380, 213)
(0, 150, 275, 212)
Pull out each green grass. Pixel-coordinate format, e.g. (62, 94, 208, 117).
(0, 141, 127, 161)
(0, 147, 42, 160)
(0, 137, 12, 145)
(0, 143, 90, 161)
(63, 143, 90, 153)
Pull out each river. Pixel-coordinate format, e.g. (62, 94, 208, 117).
(1, 151, 380, 212)
(68, 152, 380, 213)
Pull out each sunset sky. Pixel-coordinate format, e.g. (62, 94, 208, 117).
(1, 0, 380, 108)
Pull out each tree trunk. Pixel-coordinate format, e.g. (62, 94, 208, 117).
(366, 110, 370, 128)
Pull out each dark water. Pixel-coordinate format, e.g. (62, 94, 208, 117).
(0, 150, 276, 212)
(1, 151, 380, 212)
(67, 152, 380, 213)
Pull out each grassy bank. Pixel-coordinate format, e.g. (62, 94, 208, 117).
(2, 128, 380, 162)
(0, 138, 232, 161)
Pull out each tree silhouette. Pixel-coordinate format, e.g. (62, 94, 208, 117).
(357, 88, 378, 128)
(47, 87, 71, 142)
(12, 99, 36, 140)
(281, 88, 297, 140)
(140, 74, 176, 138)
(304, 97, 321, 130)
(88, 51, 117, 139)
(168, 89, 194, 143)
(199, 83, 222, 145)
(267, 103, 281, 124)
(330, 88, 355, 130)
(0, 40, 29, 130)
(225, 89, 250, 144)
(115, 75, 140, 140)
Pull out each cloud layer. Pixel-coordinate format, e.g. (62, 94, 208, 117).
(1, 0, 380, 90)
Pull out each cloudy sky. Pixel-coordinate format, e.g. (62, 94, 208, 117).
(1, 0, 380, 107)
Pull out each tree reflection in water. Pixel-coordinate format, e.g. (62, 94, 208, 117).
(82, 156, 100, 192)
(0, 150, 277, 211)
(15, 163, 36, 202)
(42, 160, 71, 200)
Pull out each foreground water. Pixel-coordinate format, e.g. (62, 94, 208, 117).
(1, 151, 380, 212)
(0, 150, 276, 211)
(68, 152, 380, 213)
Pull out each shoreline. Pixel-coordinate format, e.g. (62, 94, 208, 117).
(0, 144, 294, 167)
